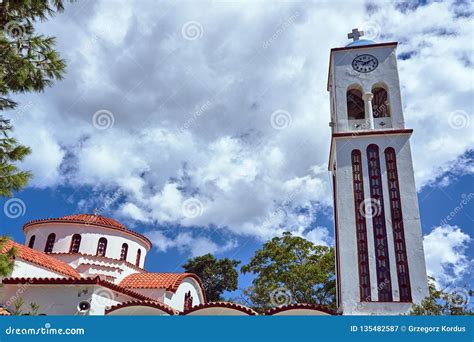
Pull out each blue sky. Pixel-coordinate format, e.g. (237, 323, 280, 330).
(1, 0, 473, 298)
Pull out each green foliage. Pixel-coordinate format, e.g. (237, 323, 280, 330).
(0, 1, 71, 196)
(0, 236, 16, 277)
(240, 232, 335, 312)
(182, 253, 240, 302)
(11, 298, 41, 315)
(409, 276, 473, 315)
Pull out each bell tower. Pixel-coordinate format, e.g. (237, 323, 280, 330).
(328, 29, 428, 315)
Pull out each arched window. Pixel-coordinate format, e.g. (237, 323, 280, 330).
(366, 144, 393, 302)
(69, 234, 81, 253)
(184, 291, 193, 311)
(120, 243, 128, 261)
(44, 233, 56, 253)
(347, 88, 365, 120)
(372, 87, 390, 118)
(351, 150, 371, 301)
(385, 147, 412, 302)
(28, 235, 36, 249)
(135, 249, 141, 267)
(96, 238, 108, 257)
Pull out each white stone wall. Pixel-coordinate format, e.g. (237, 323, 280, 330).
(10, 259, 66, 279)
(333, 134, 428, 315)
(0, 284, 133, 315)
(164, 278, 205, 311)
(24, 223, 149, 268)
(329, 44, 405, 132)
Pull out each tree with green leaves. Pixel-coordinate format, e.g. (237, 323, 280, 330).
(182, 253, 240, 302)
(409, 276, 473, 315)
(0, 0, 70, 196)
(0, 236, 16, 276)
(240, 232, 335, 312)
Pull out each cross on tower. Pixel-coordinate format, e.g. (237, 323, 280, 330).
(348, 28, 364, 41)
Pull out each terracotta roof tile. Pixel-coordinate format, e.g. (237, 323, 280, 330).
(0, 240, 80, 278)
(182, 302, 258, 315)
(0, 307, 11, 316)
(23, 214, 151, 249)
(120, 273, 205, 294)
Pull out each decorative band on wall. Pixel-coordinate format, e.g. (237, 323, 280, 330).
(366, 144, 393, 302)
(351, 150, 371, 301)
(384, 147, 412, 302)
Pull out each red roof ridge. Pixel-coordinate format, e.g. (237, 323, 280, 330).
(0, 240, 80, 278)
(22, 214, 152, 249)
(119, 272, 207, 302)
(105, 300, 178, 315)
(181, 301, 258, 316)
(264, 303, 337, 316)
(2, 276, 156, 302)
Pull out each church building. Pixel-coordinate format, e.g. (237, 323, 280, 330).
(0, 30, 428, 316)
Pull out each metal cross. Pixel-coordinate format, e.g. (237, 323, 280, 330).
(348, 28, 364, 41)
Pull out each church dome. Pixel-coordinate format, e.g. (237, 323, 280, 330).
(23, 213, 151, 249)
(345, 39, 377, 47)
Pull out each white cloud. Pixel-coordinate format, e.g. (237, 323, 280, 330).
(147, 231, 238, 257)
(4, 1, 473, 252)
(423, 225, 472, 286)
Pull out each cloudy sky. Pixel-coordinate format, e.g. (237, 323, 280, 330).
(2, 0, 473, 294)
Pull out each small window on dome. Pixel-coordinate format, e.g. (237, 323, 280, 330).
(96, 237, 108, 257)
(69, 234, 81, 253)
(135, 249, 141, 267)
(44, 233, 56, 253)
(28, 235, 36, 249)
(120, 243, 128, 261)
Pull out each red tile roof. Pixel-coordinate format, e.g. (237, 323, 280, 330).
(120, 273, 206, 297)
(23, 214, 152, 249)
(0, 240, 80, 278)
(264, 303, 337, 316)
(181, 302, 258, 315)
(2, 277, 155, 302)
(0, 307, 11, 316)
(106, 300, 178, 315)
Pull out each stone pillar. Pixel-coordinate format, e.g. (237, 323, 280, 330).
(363, 92, 374, 129)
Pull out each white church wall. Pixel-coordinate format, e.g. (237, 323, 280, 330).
(331, 44, 405, 133)
(24, 223, 149, 267)
(10, 259, 66, 279)
(0, 283, 140, 315)
(128, 288, 166, 302)
(334, 133, 428, 314)
(164, 278, 204, 311)
(52, 253, 143, 284)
